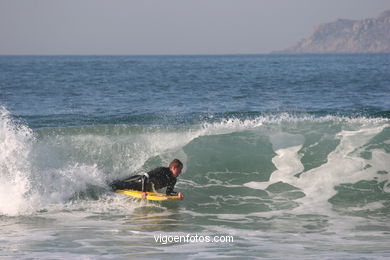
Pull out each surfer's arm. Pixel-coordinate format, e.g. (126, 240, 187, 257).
(141, 173, 151, 199)
(165, 177, 177, 195)
(141, 174, 148, 199)
(141, 175, 148, 192)
(166, 180, 183, 199)
(166, 189, 183, 200)
(166, 186, 176, 195)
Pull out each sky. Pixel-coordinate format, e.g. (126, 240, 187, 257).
(1, 0, 390, 55)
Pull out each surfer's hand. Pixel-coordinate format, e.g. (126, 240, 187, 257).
(178, 192, 184, 200)
(141, 192, 147, 200)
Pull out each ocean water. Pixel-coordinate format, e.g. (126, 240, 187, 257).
(1, 54, 389, 259)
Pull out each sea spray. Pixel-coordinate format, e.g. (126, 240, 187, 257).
(0, 107, 35, 215)
(0, 108, 109, 215)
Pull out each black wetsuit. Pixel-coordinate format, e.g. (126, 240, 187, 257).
(110, 167, 177, 195)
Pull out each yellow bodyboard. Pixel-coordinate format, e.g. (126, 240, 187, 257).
(115, 189, 181, 201)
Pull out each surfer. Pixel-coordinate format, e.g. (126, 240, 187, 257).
(110, 159, 184, 200)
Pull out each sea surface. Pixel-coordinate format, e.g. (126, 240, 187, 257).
(1, 54, 390, 259)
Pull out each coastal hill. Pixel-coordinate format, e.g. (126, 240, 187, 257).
(278, 10, 390, 53)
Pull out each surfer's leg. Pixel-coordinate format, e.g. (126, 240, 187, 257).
(110, 175, 143, 190)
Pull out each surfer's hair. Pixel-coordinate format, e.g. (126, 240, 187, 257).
(169, 159, 183, 169)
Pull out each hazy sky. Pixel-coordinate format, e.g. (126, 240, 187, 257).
(1, 0, 390, 55)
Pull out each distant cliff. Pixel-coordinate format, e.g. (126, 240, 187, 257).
(278, 10, 390, 54)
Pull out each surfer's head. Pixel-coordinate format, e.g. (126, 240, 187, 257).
(169, 159, 183, 177)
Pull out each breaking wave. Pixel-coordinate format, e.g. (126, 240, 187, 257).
(1, 107, 389, 218)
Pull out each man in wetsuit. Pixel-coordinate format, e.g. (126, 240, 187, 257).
(110, 159, 184, 200)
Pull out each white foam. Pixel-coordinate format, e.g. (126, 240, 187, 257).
(244, 121, 390, 215)
(0, 108, 115, 216)
(201, 116, 265, 135)
(293, 124, 389, 213)
(244, 133, 304, 190)
(0, 107, 35, 215)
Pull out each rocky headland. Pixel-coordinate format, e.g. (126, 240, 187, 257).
(278, 10, 390, 53)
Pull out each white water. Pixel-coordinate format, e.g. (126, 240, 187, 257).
(245, 122, 390, 216)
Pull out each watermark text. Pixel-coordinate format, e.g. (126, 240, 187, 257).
(154, 233, 234, 245)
